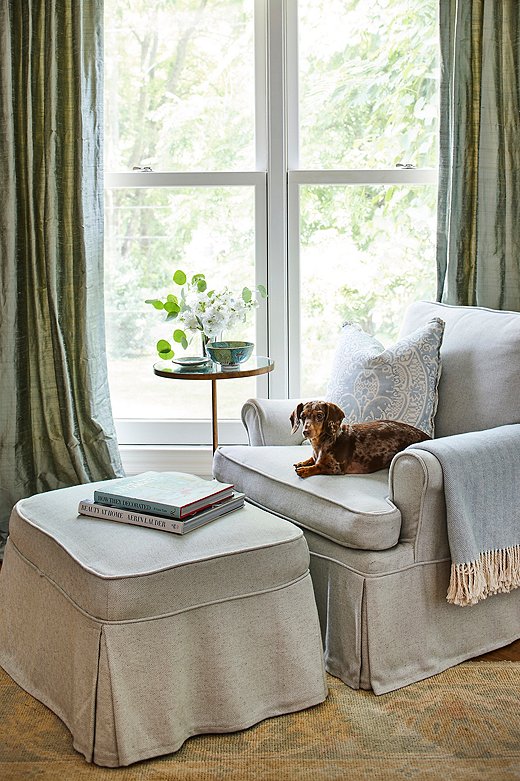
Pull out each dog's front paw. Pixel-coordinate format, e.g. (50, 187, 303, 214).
(295, 464, 311, 478)
(294, 457, 314, 470)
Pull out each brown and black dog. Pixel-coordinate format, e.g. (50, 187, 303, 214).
(290, 400, 430, 478)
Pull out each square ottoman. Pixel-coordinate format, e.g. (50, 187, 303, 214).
(0, 478, 327, 767)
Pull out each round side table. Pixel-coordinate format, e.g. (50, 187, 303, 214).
(153, 356, 274, 452)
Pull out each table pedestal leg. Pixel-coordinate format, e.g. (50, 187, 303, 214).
(211, 379, 218, 453)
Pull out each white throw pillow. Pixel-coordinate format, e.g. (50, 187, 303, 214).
(325, 317, 445, 436)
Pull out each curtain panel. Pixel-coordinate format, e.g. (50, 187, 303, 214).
(437, 0, 520, 310)
(0, 0, 123, 554)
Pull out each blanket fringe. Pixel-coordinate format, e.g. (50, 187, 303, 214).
(447, 544, 520, 606)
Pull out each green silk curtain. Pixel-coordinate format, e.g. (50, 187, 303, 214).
(437, 0, 520, 309)
(0, 0, 123, 554)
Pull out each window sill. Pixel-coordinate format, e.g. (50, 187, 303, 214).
(119, 445, 214, 478)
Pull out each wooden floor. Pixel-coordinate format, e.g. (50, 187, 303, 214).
(475, 638, 520, 661)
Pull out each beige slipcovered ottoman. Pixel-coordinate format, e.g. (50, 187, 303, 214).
(0, 479, 327, 767)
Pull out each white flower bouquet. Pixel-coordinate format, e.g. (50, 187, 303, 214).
(146, 269, 267, 359)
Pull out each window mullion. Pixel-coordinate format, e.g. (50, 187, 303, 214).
(286, 0, 300, 397)
(255, 0, 269, 171)
(266, 0, 290, 399)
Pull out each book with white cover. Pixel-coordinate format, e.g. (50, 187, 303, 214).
(78, 492, 245, 534)
(93, 471, 234, 519)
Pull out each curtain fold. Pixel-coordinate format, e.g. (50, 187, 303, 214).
(0, 0, 123, 554)
(437, 0, 520, 310)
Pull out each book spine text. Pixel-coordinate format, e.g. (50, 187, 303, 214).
(92, 492, 181, 519)
(78, 501, 184, 533)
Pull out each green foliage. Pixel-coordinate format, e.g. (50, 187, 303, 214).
(298, 0, 437, 169)
(156, 339, 174, 360)
(335, 286, 378, 335)
(145, 268, 267, 359)
(104, 0, 254, 173)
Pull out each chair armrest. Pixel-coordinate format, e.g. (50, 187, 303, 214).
(389, 449, 449, 562)
(241, 398, 306, 446)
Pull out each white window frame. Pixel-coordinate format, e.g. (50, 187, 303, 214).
(106, 1, 271, 448)
(106, 0, 438, 456)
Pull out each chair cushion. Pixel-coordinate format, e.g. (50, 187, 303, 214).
(326, 318, 445, 436)
(10, 480, 309, 622)
(213, 446, 401, 551)
(400, 301, 520, 437)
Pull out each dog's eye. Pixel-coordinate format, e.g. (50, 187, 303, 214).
(315, 413, 324, 420)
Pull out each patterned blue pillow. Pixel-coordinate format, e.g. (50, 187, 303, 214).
(325, 317, 445, 436)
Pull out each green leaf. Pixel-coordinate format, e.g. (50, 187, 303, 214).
(173, 329, 187, 343)
(157, 339, 174, 360)
(242, 287, 252, 303)
(196, 279, 207, 292)
(257, 284, 267, 298)
(191, 273, 205, 284)
(166, 294, 178, 303)
(173, 269, 187, 285)
(181, 336, 189, 350)
(166, 310, 179, 320)
(164, 301, 180, 314)
(145, 299, 164, 310)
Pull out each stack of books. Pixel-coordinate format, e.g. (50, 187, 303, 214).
(78, 471, 245, 535)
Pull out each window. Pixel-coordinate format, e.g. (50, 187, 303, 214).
(104, 0, 438, 446)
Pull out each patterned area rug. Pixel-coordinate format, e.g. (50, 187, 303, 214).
(1, 662, 519, 781)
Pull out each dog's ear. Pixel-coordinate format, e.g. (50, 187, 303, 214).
(290, 403, 304, 434)
(324, 402, 345, 434)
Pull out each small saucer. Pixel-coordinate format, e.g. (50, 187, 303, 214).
(172, 356, 211, 367)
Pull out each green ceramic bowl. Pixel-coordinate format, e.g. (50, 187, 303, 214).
(206, 341, 254, 368)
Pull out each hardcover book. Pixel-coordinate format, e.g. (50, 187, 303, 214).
(78, 492, 245, 534)
(93, 471, 234, 519)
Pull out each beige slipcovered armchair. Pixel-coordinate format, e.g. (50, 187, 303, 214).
(213, 301, 520, 694)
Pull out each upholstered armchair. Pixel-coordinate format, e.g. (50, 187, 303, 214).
(213, 301, 520, 694)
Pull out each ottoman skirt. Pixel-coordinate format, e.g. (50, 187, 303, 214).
(0, 481, 327, 767)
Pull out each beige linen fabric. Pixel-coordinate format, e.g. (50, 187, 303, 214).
(213, 440, 520, 694)
(213, 445, 402, 551)
(307, 543, 520, 694)
(242, 398, 307, 446)
(11, 483, 309, 621)
(400, 301, 520, 437)
(215, 302, 520, 694)
(0, 481, 327, 767)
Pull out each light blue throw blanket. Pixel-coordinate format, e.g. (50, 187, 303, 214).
(409, 424, 520, 606)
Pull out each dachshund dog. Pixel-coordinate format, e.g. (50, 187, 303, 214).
(290, 400, 430, 478)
